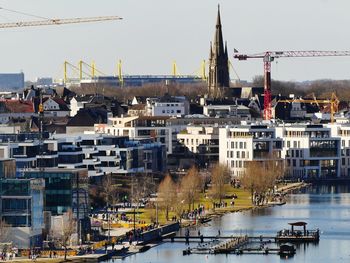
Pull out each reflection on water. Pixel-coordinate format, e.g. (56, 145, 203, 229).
(106, 184, 350, 263)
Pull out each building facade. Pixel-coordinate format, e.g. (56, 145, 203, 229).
(219, 125, 283, 177)
(0, 178, 45, 248)
(177, 126, 219, 167)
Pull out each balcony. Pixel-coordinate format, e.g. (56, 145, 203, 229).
(310, 148, 338, 158)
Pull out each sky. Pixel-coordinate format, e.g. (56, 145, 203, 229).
(1, 0, 350, 82)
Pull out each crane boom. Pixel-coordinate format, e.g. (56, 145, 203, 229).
(234, 50, 350, 120)
(235, 50, 350, 60)
(0, 16, 122, 29)
(277, 93, 339, 123)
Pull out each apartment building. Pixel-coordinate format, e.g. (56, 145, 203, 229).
(146, 95, 189, 117)
(0, 178, 45, 248)
(177, 125, 219, 167)
(219, 125, 283, 177)
(95, 116, 173, 154)
(329, 123, 350, 177)
(275, 124, 340, 178)
(219, 123, 341, 179)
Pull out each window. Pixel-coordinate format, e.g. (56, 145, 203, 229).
(293, 141, 297, 148)
(177, 110, 181, 113)
(287, 141, 290, 148)
(239, 142, 243, 149)
(242, 151, 245, 158)
(342, 158, 345, 166)
(237, 151, 240, 158)
(293, 159, 296, 167)
(231, 142, 234, 149)
(296, 151, 299, 157)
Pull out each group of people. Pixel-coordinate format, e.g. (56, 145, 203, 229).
(28, 249, 40, 261)
(181, 205, 206, 220)
(0, 251, 16, 261)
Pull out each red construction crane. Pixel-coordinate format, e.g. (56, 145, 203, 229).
(234, 50, 350, 120)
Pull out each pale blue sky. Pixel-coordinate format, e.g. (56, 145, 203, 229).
(1, 0, 350, 82)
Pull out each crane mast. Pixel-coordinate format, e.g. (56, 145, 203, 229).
(234, 50, 350, 120)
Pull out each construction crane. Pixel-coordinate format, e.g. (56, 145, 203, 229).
(276, 92, 339, 124)
(0, 15, 122, 29)
(234, 50, 350, 120)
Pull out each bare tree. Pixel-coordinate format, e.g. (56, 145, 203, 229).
(180, 166, 201, 211)
(101, 173, 119, 241)
(241, 160, 284, 205)
(102, 173, 118, 207)
(54, 209, 76, 261)
(208, 163, 231, 204)
(157, 174, 176, 221)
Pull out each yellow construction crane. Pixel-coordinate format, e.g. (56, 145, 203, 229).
(277, 92, 339, 124)
(0, 7, 122, 28)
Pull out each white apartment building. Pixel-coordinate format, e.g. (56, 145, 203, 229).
(94, 116, 173, 154)
(219, 125, 283, 177)
(329, 123, 350, 177)
(276, 124, 340, 178)
(177, 125, 219, 166)
(146, 95, 189, 117)
(219, 123, 342, 179)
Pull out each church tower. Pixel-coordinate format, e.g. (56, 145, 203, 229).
(208, 5, 230, 99)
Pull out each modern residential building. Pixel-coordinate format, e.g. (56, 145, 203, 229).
(0, 178, 45, 248)
(177, 126, 219, 167)
(329, 123, 350, 177)
(219, 125, 283, 177)
(220, 123, 341, 179)
(95, 116, 173, 154)
(145, 95, 190, 117)
(276, 124, 340, 178)
(23, 168, 89, 219)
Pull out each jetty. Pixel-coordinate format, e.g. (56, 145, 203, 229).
(276, 222, 320, 242)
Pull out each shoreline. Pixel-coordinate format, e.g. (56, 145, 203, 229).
(180, 181, 310, 229)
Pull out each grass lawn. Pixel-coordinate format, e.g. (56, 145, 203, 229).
(136, 185, 253, 225)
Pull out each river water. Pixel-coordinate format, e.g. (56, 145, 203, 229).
(106, 184, 350, 263)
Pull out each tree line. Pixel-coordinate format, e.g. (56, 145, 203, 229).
(157, 163, 231, 221)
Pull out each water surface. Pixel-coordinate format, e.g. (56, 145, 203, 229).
(106, 184, 350, 263)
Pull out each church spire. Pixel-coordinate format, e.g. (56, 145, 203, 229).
(214, 5, 224, 56)
(208, 5, 230, 99)
(216, 4, 221, 27)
